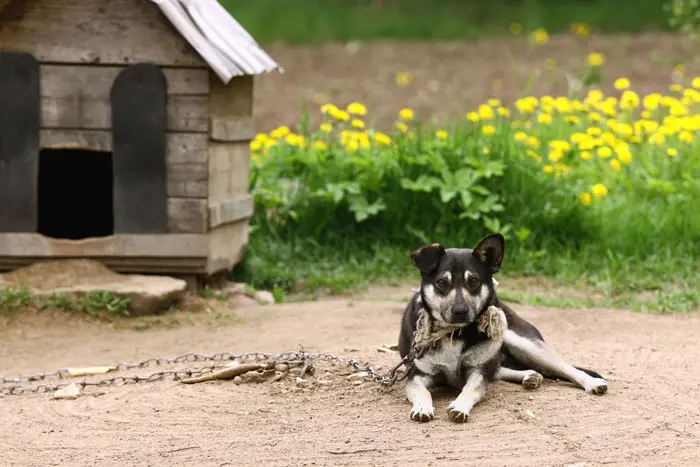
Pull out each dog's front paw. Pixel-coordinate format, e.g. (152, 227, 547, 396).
(409, 404, 435, 422)
(477, 306, 507, 340)
(522, 370, 544, 390)
(584, 377, 608, 395)
(446, 400, 471, 423)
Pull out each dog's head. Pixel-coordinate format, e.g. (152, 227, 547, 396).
(410, 234, 505, 326)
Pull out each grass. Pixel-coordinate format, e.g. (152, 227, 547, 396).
(0, 285, 131, 319)
(231, 60, 700, 312)
(220, 0, 672, 44)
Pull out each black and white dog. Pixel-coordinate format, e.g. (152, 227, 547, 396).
(398, 233, 608, 423)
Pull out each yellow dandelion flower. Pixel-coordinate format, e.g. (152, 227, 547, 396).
(497, 106, 511, 117)
(250, 139, 262, 151)
(549, 140, 571, 151)
(680, 130, 694, 144)
(395, 72, 413, 87)
(399, 108, 414, 121)
(669, 84, 683, 93)
(610, 159, 622, 171)
(641, 110, 652, 119)
(597, 146, 613, 158)
(320, 123, 332, 133)
(351, 118, 365, 129)
(620, 90, 640, 110)
(543, 165, 554, 174)
(587, 52, 605, 67)
(436, 130, 449, 140)
(530, 27, 549, 45)
(270, 126, 290, 139)
(586, 127, 602, 136)
(320, 103, 339, 115)
(586, 89, 605, 103)
(488, 98, 502, 107)
(373, 132, 392, 146)
(346, 139, 359, 152)
(588, 112, 602, 123)
(478, 104, 495, 120)
(527, 149, 542, 163)
(616, 146, 632, 165)
(667, 148, 678, 157)
(580, 192, 592, 206)
(649, 133, 665, 144)
(346, 102, 367, 116)
(614, 78, 630, 90)
(396, 122, 409, 132)
(527, 136, 541, 148)
(514, 131, 528, 142)
(592, 183, 608, 197)
(572, 22, 591, 38)
(580, 151, 592, 160)
(567, 115, 581, 125)
(313, 141, 328, 151)
(482, 125, 496, 136)
(538, 113, 553, 125)
(547, 149, 563, 162)
(467, 111, 480, 123)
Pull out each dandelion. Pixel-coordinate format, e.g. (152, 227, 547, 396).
(667, 148, 678, 157)
(567, 116, 581, 125)
(641, 110, 652, 119)
(680, 130, 694, 144)
(399, 108, 414, 121)
(527, 149, 542, 163)
(588, 112, 602, 123)
(530, 28, 549, 45)
(597, 146, 613, 158)
(320, 123, 332, 133)
(478, 104, 495, 120)
(692, 77, 700, 89)
(466, 112, 480, 123)
(538, 113, 553, 125)
(488, 98, 502, 107)
(580, 192, 592, 206)
(587, 52, 605, 67)
(669, 84, 683, 93)
(527, 136, 541, 148)
(482, 125, 496, 136)
(614, 78, 630, 90)
(270, 126, 290, 139)
(351, 118, 365, 129)
(313, 141, 328, 151)
(346, 102, 367, 116)
(571, 22, 591, 38)
(616, 146, 633, 165)
(610, 159, 622, 171)
(373, 132, 391, 146)
(620, 90, 640, 110)
(649, 133, 665, 144)
(591, 183, 608, 197)
(543, 165, 554, 174)
(321, 103, 338, 114)
(548, 149, 563, 162)
(250, 139, 262, 151)
(581, 151, 592, 160)
(396, 122, 409, 132)
(514, 131, 528, 142)
(497, 106, 511, 117)
(436, 130, 448, 140)
(395, 72, 413, 87)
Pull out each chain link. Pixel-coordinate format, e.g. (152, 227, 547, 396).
(0, 350, 411, 396)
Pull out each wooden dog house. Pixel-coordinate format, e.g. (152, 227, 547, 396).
(0, 0, 281, 277)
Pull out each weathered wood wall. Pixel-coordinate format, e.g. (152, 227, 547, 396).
(205, 75, 255, 274)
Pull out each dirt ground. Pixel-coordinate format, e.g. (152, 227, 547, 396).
(253, 32, 700, 132)
(2, 283, 699, 467)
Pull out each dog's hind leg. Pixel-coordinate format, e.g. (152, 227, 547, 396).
(405, 374, 435, 422)
(503, 330, 608, 395)
(494, 366, 543, 390)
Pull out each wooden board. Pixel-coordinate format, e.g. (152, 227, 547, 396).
(0, 0, 206, 67)
(168, 198, 208, 233)
(0, 51, 40, 233)
(111, 64, 169, 234)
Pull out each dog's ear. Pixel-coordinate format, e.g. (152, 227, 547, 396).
(472, 234, 505, 274)
(410, 243, 445, 275)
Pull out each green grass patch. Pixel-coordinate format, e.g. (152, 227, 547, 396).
(0, 285, 131, 319)
(220, 0, 671, 44)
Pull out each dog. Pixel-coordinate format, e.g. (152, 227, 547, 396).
(398, 233, 608, 423)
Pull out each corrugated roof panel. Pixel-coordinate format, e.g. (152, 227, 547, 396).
(150, 0, 282, 83)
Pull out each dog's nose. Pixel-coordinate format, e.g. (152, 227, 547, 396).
(453, 304, 469, 317)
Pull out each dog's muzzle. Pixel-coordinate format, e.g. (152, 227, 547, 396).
(451, 304, 471, 323)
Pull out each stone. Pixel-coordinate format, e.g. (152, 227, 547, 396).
(254, 290, 276, 305)
(229, 293, 258, 308)
(52, 383, 82, 400)
(223, 282, 247, 298)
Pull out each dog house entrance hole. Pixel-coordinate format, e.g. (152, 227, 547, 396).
(37, 148, 114, 240)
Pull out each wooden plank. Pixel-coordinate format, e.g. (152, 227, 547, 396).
(0, 0, 206, 67)
(208, 195, 253, 228)
(111, 64, 169, 234)
(0, 51, 40, 233)
(167, 181, 208, 198)
(39, 130, 209, 164)
(168, 198, 208, 233)
(206, 221, 249, 275)
(41, 64, 210, 96)
(0, 233, 208, 257)
(209, 117, 255, 142)
(42, 95, 208, 132)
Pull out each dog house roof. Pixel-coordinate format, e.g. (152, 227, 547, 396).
(150, 0, 283, 83)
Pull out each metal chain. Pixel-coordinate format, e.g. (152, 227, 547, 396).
(0, 350, 412, 396)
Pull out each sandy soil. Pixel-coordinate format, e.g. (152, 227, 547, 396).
(2, 285, 699, 467)
(252, 32, 700, 132)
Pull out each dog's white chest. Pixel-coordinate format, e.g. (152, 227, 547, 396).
(414, 339, 465, 385)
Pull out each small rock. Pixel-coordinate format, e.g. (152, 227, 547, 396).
(230, 294, 258, 308)
(528, 395, 534, 401)
(254, 290, 276, 305)
(295, 377, 307, 385)
(224, 282, 247, 298)
(525, 409, 535, 419)
(352, 380, 364, 386)
(53, 383, 82, 400)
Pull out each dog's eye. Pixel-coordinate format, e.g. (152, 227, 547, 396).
(467, 277, 481, 289)
(435, 278, 449, 289)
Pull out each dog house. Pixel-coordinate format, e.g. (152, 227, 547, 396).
(0, 0, 281, 277)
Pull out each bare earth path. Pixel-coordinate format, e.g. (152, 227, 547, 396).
(1, 287, 699, 467)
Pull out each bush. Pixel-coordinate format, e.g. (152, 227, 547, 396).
(240, 61, 700, 294)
